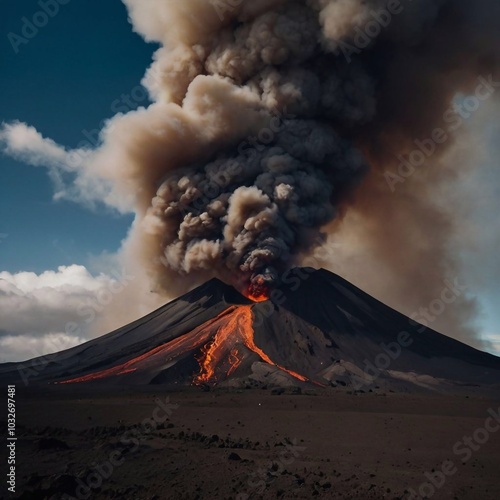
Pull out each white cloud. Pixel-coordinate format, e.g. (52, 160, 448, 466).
(0, 121, 121, 211)
(0, 265, 133, 362)
(482, 334, 500, 356)
(0, 333, 84, 364)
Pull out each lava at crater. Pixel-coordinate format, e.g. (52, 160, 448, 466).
(245, 283, 270, 303)
(244, 268, 277, 302)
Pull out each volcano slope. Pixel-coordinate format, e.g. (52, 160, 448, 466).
(1, 268, 499, 394)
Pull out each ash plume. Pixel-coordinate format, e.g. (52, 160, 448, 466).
(144, 118, 366, 291)
(111, 1, 499, 322)
(121, 0, 377, 294)
(116, 0, 499, 302)
(119, 0, 500, 340)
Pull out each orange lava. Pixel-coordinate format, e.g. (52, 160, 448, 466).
(227, 348, 243, 377)
(58, 305, 309, 386)
(244, 283, 270, 302)
(194, 305, 308, 384)
(246, 290, 270, 302)
(57, 308, 237, 384)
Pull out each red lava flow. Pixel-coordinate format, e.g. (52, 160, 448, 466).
(59, 305, 309, 385)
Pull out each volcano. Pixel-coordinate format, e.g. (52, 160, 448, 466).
(1, 268, 499, 394)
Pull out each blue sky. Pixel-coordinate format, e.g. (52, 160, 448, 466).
(0, 0, 155, 273)
(0, 0, 498, 360)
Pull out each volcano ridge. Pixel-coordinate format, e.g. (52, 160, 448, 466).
(1, 268, 499, 394)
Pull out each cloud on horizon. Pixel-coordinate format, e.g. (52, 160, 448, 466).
(482, 334, 500, 356)
(0, 265, 126, 362)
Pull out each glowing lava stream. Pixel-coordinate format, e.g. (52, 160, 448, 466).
(58, 305, 308, 385)
(194, 305, 308, 384)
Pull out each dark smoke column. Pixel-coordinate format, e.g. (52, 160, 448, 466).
(118, 0, 500, 324)
(141, 2, 371, 292)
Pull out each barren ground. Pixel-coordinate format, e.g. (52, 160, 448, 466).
(3, 386, 500, 500)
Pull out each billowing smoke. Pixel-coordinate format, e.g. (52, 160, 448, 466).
(112, 0, 500, 311)
(125, 0, 378, 294)
(115, 0, 498, 316)
(144, 118, 366, 293)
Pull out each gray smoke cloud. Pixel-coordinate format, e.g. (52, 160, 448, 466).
(144, 118, 366, 292)
(116, 0, 499, 320)
(123, 0, 382, 293)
